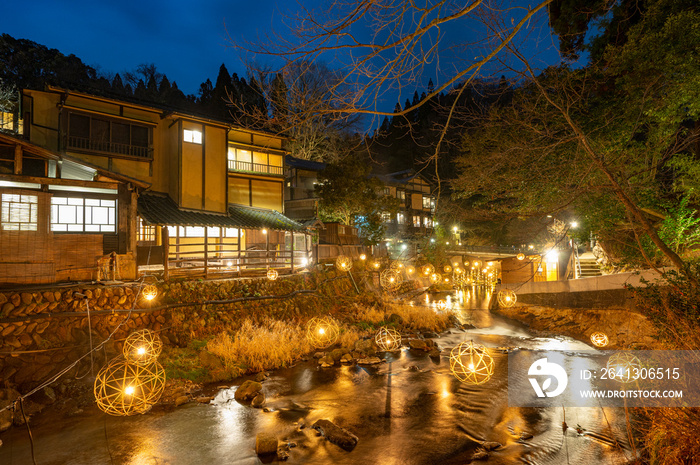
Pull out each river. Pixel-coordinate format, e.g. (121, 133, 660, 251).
(0, 286, 634, 464)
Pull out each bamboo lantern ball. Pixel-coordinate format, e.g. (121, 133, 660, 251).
(94, 357, 166, 416)
(443, 265, 452, 273)
(606, 352, 642, 383)
(359, 253, 367, 261)
(390, 261, 403, 271)
(497, 289, 517, 308)
(380, 269, 402, 292)
(306, 316, 340, 349)
(267, 269, 279, 281)
(405, 265, 415, 275)
(436, 300, 448, 311)
(142, 284, 158, 302)
(429, 272, 442, 285)
(590, 332, 609, 348)
(375, 326, 402, 351)
(335, 255, 353, 272)
(123, 329, 163, 365)
(422, 264, 435, 276)
(517, 253, 525, 261)
(450, 341, 495, 385)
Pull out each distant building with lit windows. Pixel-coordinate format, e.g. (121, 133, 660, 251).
(376, 169, 435, 240)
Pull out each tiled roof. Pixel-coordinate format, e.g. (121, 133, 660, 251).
(138, 192, 303, 231)
(228, 203, 304, 231)
(285, 155, 327, 171)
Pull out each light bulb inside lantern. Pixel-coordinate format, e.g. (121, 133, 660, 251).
(360, 254, 367, 260)
(319, 328, 326, 335)
(468, 363, 475, 372)
(137, 347, 146, 355)
(225, 260, 233, 267)
(124, 386, 135, 396)
(262, 228, 267, 235)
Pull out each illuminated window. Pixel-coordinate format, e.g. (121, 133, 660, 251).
(383, 187, 391, 196)
(137, 217, 156, 243)
(381, 212, 392, 222)
(422, 196, 431, 209)
(1, 193, 38, 231)
(183, 129, 202, 144)
(0, 110, 22, 134)
(397, 212, 405, 224)
(413, 215, 421, 227)
(397, 190, 405, 201)
(423, 217, 432, 228)
(51, 197, 116, 233)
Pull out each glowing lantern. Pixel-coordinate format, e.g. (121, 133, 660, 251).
(436, 300, 448, 311)
(517, 253, 525, 261)
(375, 327, 402, 351)
(405, 266, 415, 275)
(372, 260, 382, 269)
(590, 332, 609, 348)
(422, 264, 435, 276)
(359, 253, 367, 261)
(497, 290, 517, 308)
(94, 357, 166, 416)
(606, 352, 642, 383)
(454, 267, 463, 275)
(443, 277, 451, 284)
(450, 341, 494, 384)
(123, 329, 163, 366)
(266, 268, 279, 281)
(429, 273, 441, 285)
(306, 316, 340, 349)
(335, 255, 353, 272)
(390, 261, 404, 271)
(453, 261, 460, 267)
(443, 265, 452, 273)
(142, 284, 158, 302)
(380, 269, 402, 292)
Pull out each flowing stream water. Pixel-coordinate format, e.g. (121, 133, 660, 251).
(0, 286, 634, 464)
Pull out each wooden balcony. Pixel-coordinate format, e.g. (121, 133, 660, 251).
(228, 159, 283, 176)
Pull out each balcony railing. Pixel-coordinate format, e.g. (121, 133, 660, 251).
(228, 160, 283, 176)
(67, 136, 151, 159)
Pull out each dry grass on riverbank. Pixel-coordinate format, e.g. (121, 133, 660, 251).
(639, 408, 700, 464)
(355, 301, 452, 333)
(207, 319, 313, 375)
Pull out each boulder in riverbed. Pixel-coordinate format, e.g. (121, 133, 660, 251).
(312, 419, 358, 451)
(255, 433, 278, 455)
(234, 380, 263, 402)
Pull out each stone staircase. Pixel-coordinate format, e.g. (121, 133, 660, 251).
(578, 257, 602, 277)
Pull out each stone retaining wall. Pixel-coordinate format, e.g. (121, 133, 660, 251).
(0, 267, 362, 391)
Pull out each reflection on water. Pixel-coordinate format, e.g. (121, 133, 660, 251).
(0, 285, 634, 465)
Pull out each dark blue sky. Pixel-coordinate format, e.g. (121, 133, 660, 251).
(2, 0, 280, 92)
(2, 1, 565, 114)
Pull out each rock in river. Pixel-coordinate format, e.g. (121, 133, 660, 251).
(312, 419, 359, 451)
(234, 380, 263, 402)
(255, 433, 278, 455)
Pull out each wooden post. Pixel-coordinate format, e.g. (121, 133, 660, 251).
(265, 229, 270, 271)
(204, 227, 209, 279)
(237, 228, 242, 277)
(162, 226, 170, 281)
(291, 231, 295, 274)
(14, 145, 22, 174)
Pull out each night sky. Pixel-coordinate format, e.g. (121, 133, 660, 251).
(2, 0, 565, 115)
